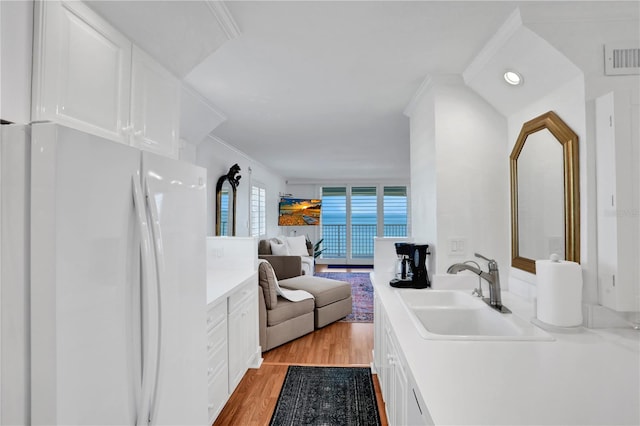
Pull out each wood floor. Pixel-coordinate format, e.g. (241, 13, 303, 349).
(213, 322, 388, 426)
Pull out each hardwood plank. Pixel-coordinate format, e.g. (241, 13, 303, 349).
(213, 322, 388, 426)
(262, 322, 373, 365)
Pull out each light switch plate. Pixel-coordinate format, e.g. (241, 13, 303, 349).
(448, 238, 467, 256)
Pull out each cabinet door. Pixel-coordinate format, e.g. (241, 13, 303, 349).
(243, 289, 259, 368)
(32, 1, 131, 143)
(227, 305, 245, 392)
(390, 343, 408, 426)
(596, 91, 640, 312)
(407, 385, 430, 426)
(373, 294, 385, 374)
(130, 46, 180, 159)
(382, 326, 394, 421)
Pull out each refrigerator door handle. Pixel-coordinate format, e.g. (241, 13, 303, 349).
(144, 177, 165, 425)
(132, 175, 159, 426)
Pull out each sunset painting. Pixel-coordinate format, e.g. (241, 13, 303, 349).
(278, 197, 322, 226)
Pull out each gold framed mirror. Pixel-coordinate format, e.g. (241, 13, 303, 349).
(510, 111, 580, 273)
(215, 164, 241, 236)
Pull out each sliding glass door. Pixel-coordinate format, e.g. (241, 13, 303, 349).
(351, 187, 377, 259)
(320, 185, 408, 264)
(383, 186, 408, 237)
(321, 187, 347, 259)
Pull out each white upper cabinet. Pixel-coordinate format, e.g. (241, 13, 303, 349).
(32, 0, 181, 158)
(32, 1, 131, 144)
(130, 46, 180, 159)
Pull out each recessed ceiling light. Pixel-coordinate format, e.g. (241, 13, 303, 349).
(503, 70, 523, 86)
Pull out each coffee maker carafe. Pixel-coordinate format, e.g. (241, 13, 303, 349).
(393, 243, 413, 281)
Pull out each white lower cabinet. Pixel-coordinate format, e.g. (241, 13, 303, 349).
(407, 379, 428, 425)
(228, 279, 259, 392)
(385, 329, 407, 425)
(206, 274, 260, 425)
(374, 292, 429, 426)
(206, 300, 228, 423)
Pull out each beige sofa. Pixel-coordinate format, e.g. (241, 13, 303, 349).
(257, 257, 352, 351)
(258, 238, 315, 275)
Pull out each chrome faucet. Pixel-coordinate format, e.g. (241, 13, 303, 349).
(447, 253, 510, 313)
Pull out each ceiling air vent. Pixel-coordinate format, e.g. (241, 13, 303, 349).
(605, 42, 640, 75)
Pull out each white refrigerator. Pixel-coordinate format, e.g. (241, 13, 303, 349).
(1, 123, 209, 425)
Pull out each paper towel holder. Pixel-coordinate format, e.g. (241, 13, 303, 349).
(510, 111, 580, 274)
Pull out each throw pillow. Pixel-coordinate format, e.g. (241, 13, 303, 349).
(270, 240, 290, 256)
(258, 260, 278, 309)
(286, 235, 309, 256)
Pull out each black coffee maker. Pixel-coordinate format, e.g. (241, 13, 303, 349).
(390, 243, 431, 289)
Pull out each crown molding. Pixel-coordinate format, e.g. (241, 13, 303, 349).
(206, 1, 241, 40)
(462, 7, 523, 85)
(403, 75, 434, 118)
(403, 74, 465, 117)
(205, 135, 286, 178)
(285, 178, 410, 186)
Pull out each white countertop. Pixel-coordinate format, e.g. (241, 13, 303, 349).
(373, 272, 640, 425)
(206, 267, 256, 305)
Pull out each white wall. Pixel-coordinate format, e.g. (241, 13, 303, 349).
(0, 0, 33, 124)
(282, 183, 322, 243)
(196, 135, 287, 237)
(179, 139, 198, 164)
(408, 85, 437, 255)
(408, 76, 509, 282)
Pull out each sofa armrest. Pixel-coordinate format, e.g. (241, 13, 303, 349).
(258, 289, 267, 351)
(258, 255, 302, 280)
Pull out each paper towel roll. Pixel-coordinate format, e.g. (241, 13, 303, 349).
(535, 258, 583, 327)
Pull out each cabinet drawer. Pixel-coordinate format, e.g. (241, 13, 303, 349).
(206, 300, 226, 331)
(207, 362, 229, 424)
(206, 319, 227, 355)
(228, 280, 255, 313)
(207, 338, 227, 384)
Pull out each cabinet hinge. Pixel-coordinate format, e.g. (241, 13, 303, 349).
(612, 275, 615, 287)
(612, 195, 615, 207)
(609, 115, 613, 127)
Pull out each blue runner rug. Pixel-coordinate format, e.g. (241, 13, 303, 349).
(270, 366, 381, 426)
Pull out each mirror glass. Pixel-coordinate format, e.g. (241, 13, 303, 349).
(215, 164, 241, 236)
(510, 111, 579, 274)
(219, 182, 232, 236)
(517, 129, 564, 260)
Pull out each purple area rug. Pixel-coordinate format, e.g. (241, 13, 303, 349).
(315, 272, 373, 323)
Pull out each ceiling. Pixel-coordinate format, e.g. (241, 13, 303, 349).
(87, 1, 640, 182)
